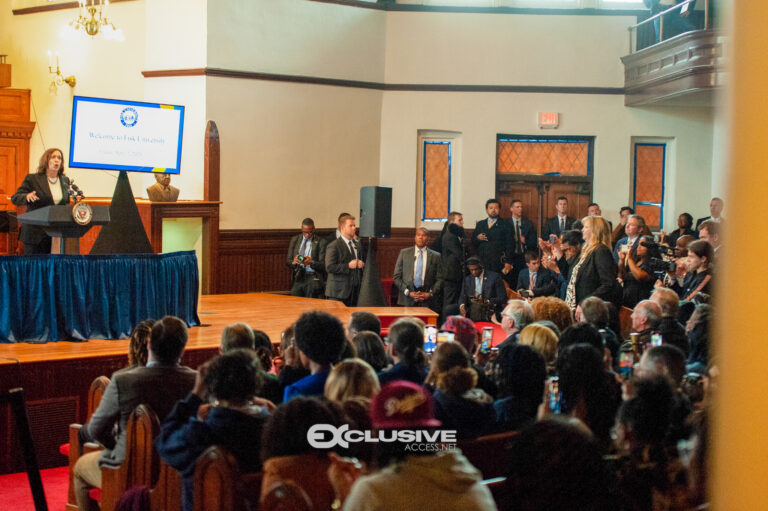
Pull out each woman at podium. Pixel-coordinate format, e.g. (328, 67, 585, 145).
(10, 148, 72, 254)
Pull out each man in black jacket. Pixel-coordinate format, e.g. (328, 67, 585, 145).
(440, 212, 467, 312)
(472, 199, 511, 275)
(286, 218, 327, 298)
(507, 199, 537, 286)
(650, 287, 690, 356)
(393, 228, 443, 312)
(542, 196, 576, 241)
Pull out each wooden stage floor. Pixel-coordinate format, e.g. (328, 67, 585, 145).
(0, 293, 437, 474)
(0, 293, 438, 365)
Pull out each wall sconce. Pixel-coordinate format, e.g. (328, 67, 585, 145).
(48, 51, 76, 88)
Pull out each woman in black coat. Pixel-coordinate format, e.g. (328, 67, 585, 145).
(10, 147, 72, 254)
(565, 216, 618, 308)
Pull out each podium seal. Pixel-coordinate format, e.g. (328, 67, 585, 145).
(72, 202, 93, 226)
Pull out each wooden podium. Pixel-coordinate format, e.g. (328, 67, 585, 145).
(78, 199, 221, 294)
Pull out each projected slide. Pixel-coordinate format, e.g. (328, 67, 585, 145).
(69, 96, 185, 174)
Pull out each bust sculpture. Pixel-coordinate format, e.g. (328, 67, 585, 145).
(146, 173, 180, 202)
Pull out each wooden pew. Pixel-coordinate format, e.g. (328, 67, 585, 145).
(65, 375, 110, 511)
(100, 404, 161, 511)
(194, 446, 262, 511)
(149, 459, 183, 511)
(457, 431, 517, 480)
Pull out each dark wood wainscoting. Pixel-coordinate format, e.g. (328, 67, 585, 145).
(217, 228, 429, 294)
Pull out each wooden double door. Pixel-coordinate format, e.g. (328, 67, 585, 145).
(496, 176, 592, 238)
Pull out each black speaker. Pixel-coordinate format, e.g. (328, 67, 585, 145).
(359, 186, 392, 238)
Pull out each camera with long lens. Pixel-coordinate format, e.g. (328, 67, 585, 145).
(641, 240, 677, 256)
(647, 257, 677, 274)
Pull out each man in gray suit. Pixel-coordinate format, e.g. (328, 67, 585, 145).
(325, 214, 364, 306)
(73, 316, 197, 511)
(393, 227, 443, 313)
(286, 217, 327, 298)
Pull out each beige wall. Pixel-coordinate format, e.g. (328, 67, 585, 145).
(207, 77, 382, 229)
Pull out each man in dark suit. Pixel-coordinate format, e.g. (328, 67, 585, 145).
(695, 197, 724, 229)
(439, 212, 467, 314)
(613, 214, 645, 263)
(74, 316, 197, 511)
(541, 196, 576, 241)
(393, 227, 443, 313)
(587, 202, 612, 231)
(326, 211, 351, 245)
(325, 214, 364, 306)
(458, 257, 507, 322)
(286, 217, 327, 298)
(472, 198, 511, 275)
(516, 251, 558, 298)
(507, 199, 538, 286)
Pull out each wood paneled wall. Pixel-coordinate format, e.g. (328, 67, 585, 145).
(217, 227, 436, 294)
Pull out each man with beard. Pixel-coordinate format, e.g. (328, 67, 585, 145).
(472, 198, 512, 276)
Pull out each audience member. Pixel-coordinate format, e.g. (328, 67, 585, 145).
(575, 297, 621, 367)
(156, 349, 270, 511)
(530, 296, 573, 333)
(518, 323, 558, 373)
(493, 343, 546, 431)
(458, 257, 507, 322)
(566, 216, 618, 308)
(440, 315, 497, 397)
(498, 299, 535, 348)
(348, 310, 381, 337)
(425, 341, 495, 439)
(324, 358, 381, 402)
(613, 376, 690, 511)
(665, 213, 697, 248)
(329, 381, 497, 510)
(612, 206, 635, 247)
(260, 397, 343, 510)
(220, 322, 255, 352)
(613, 214, 645, 263)
(618, 234, 659, 308)
(378, 317, 427, 386)
(503, 418, 616, 510)
(556, 344, 621, 448)
(670, 240, 713, 301)
(587, 202, 611, 230)
(277, 323, 310, 388)
(649, 287, 690, 355)
(629, 300, 662, 347)
(685, 304, 711, 375)
(542, 228, 583, 299)
(393, 227, 443, 312)
(74, 316, 197, 511)
(352, 331, 388, 372)
(283, 311, 346, 402)
(557, 323, 606, 363)
(516, 251, 557, 297)
(471, 198, 511, 275)
(507, 199, 538, 286)
(542, 196, 576, 240)
(697, 220, 722, 260)
(695, 197, 724, 229)
(126, 319, 153, 368)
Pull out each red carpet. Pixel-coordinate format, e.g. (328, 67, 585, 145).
(0, 466, 69, 511)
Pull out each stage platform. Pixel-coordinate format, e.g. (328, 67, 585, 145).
(0, 293, 437, 474)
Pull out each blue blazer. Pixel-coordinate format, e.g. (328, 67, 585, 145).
(516, 267, 558, 297)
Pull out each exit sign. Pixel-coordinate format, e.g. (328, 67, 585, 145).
(538, 112, 560, 129)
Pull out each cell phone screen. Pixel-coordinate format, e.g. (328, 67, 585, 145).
(480, 338, 491, 354)
(424, 326, 437, 354)
(619, 352, 634, 379)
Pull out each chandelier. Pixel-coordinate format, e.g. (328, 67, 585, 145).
(70, 0, 123, 40)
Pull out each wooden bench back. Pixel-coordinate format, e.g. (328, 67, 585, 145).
(101, 404, 161, 511)
(458, 430, 518, 479)
(194, 446, 262, 511)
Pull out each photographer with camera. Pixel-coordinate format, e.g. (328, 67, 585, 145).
(618, 234, 660, 308)
(286, 218, 327, 298)
(655, 239, 713, 303)
(539, 229, 583, 300)
(458, 257, 507, 322)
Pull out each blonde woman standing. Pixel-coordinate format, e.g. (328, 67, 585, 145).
(565, 216, 618, 309)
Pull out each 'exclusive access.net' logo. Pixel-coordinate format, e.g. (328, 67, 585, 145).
(307, 424, 457, 450)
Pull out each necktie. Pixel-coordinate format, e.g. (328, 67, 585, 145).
(560, 217, 565, 233)
(529, 272, 536, 291)
(515, 220, 522, 254)
(475, 276, 482, 297)
(348, 240, 357, 260)
(414, 249, 424, 288)
(299, 237, 308, 257)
